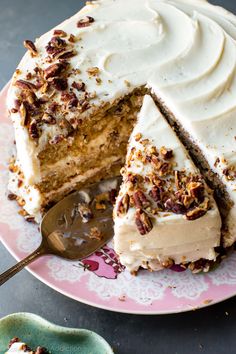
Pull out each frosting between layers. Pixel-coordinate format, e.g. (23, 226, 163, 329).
(114, 95, 221, 272)
(7, 0, 236, 243)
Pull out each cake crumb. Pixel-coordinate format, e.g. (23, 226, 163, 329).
(89, 227, 103, 240)
(118, 294, 126, 302)
(203, 299, 213, 305)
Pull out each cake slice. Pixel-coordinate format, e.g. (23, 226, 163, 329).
(113, 95, 222, 273)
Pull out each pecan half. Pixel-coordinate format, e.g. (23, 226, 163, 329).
(72, 81, 86, 91)
(135, 209, 153, 235)
(55, 49, 76, 59)
(133, 190, 150, 209)
(185, 207, 207, 221)
(15, 80, 36, 91)
(23, 40, 38, 56)
(46, 36, 66, 56)
(44, 62, 68, 79)
(117, 193, 130, 216)
(164, 198, 186, 214)
(53, 29, 67, 37)
(77, 16, 95, 28)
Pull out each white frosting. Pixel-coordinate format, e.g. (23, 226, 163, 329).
(7, 0, 236, 243)
(5, 342, 32, 354)
(114, 95, 221, 272)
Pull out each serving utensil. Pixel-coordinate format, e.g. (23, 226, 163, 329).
(0, 177, 121, 286)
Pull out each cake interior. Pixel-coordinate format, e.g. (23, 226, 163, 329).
(36, 88, 146, 208)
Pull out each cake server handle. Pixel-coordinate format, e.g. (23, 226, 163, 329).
(0, 245, 46, 286)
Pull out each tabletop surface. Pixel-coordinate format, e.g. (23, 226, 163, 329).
(1, 0, 236, 353)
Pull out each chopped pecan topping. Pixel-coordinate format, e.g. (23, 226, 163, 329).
(29, 119, 39, 139)
(117, 193, 130, 216)
(214, 157, 220, 167)
(42, 112, 56, 124)
(79, 99, 90, 112)
(87, 66, 100, 76)
(78, 203, 93, 223)
(174, 170, 181, 189)
(19, 102, 29, 126)
(68, 34, 76, 43)
(135, 209, 153, 235)
(135, 133, 142, 141)
(160, 147, 173, 159)
(61, 91, 78, 108)
(185, 207, 207, 221)
(164, 198, 186, 214)
(187, 181, 204, 200)
(223, 167, 236, 180)
(126, 173, 142, 185)
(181, 194, 194, 208)
(44, 62, 68, 79)
(25, 215, 36, 223)
(162, 258, 174, 268)
(72, 80, 86, 91)
(15, 80, 37, 91)
(149, 186, 163, 203)
(56, 49, 76, 59)
(46, 36, 66, 56)
(151, 175, 162, 186)
(23, 40, 38, 56)
(133, 190, 150, 209)
(89, 227, 103, 240)
(53, 29, 67, 37)
(77, 16, 95, 28)
(50, 77, 68, 91)
(49, 134, 64, 145)
(159, 162, 170, 176)
(7, 193, 17, 201)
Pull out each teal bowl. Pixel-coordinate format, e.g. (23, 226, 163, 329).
(0, 313, 113, 354)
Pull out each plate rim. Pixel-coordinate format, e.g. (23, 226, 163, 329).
(1, 81, 236, 315)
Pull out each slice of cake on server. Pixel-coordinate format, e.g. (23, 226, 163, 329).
(113, 95, 222, 273)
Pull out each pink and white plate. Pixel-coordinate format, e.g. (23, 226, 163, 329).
(1, 83, 236, 314)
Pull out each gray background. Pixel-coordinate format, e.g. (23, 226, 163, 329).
(0, 1, 236, 353)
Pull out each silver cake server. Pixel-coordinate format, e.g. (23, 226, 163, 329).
(0, 177, 121, 286)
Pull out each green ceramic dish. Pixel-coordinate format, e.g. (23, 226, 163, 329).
(0, 313, 113, 354)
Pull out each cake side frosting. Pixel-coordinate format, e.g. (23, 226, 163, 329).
(113, 95, 221, 272)
(6, 0, 236, 244)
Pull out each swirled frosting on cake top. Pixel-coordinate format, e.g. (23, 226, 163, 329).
(6, 0, 236, 245)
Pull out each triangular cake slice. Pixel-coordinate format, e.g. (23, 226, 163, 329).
(113, 95, 222, 273)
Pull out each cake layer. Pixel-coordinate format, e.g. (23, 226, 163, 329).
(114, 95, 222, 272)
